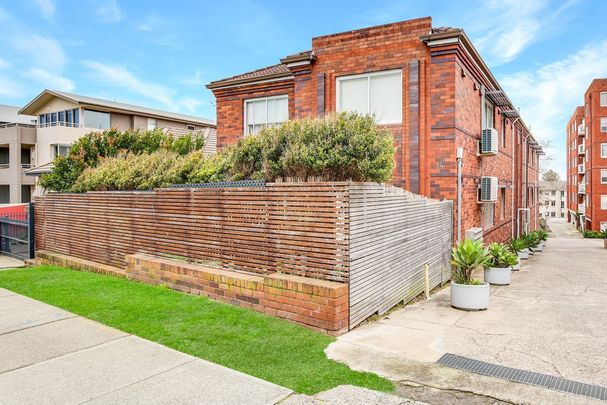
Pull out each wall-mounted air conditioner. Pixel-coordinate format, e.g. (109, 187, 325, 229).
(480, 128, 498, 155)
(480, 176, 498, 202)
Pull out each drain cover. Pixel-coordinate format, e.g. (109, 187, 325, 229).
(437, 353, 607, 401)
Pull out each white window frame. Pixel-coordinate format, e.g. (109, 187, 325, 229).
(51, 144, 71, 159)
(243, 95, 289, 136)
(601, 169, 607, 184)
(147, 118, 157, 130)
(336, 69, 403, 125)
(601, 92, 607, 107)
(186, 124, 196, 131)
(602, 195, 607, 210)
(601, 143, 607, 158)
(601, 117, 607, 133)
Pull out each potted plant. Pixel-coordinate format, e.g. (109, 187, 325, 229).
(509, 238, 528, 262)
(602, 229, 607, 249)
(537, 230, 548, 249)
(532, 231, 544, 252)
(485, 243, 517, 285)
(450, 239, 491, 311)
(522, 232, 540, 255)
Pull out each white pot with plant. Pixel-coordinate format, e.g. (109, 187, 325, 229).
(450, 239, 491, 311)
(523, 233, 540, 256)
(510, 238, 527, 261)
(484, 243, 517, 285)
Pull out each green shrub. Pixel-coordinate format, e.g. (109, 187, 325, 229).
(40, 129, 205, 191)
(487, 243, 518, 268)
(451, 239, 490, 285)
(507, 238, 526, 254)
(583, 230, 604, 239)
(71, 150, 206, 192)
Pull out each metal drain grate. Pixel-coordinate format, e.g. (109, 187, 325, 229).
(437, 353, 607, 401)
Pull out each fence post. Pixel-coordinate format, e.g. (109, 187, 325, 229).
(28, 202, 35, 259)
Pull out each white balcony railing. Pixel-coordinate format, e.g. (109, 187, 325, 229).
(578, 124, 585, 136)
(578, 183, 586, 194)
(578, 164, 585, 174)
(37, 121, 84, 129)
(578, 203, 585, 214)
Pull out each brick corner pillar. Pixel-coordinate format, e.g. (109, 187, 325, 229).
(316, 73, 325, 118)
(408, 59, 420, 194)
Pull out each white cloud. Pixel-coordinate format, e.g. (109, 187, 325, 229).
(468, 0, 579, 65)
(135, 13, 166, 32)
(12, 34, 66, 72)
(82, 60, 175, 108)
(0, 76, 26, 98)
(96, 0, 123, 23)
(500, 39, 607, 176)
(28, 68, 75, 92)
(34, 0, 55, 20)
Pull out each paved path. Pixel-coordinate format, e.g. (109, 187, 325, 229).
(327, 220, 607, 404)
(0, 288, 292, 405)
(0, 256, 24, 270)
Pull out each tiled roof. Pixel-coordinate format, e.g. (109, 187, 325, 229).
(206, 63, 291, 89)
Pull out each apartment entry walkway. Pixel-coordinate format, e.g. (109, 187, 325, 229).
(327, 219, 607, 404)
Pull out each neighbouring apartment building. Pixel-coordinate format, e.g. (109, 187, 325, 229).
(206, 17, 542, 243)
(0, 89, 216, 203)
(539, 181, 567, 219)
(566, 79, 607, 232)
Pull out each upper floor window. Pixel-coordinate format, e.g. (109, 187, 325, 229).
(601, 117, 607, 133)
(601, 92, 607, 107)
(148, 118, 157, 130)
(84, 109, 110, 129)
(186, 125, 196, 131)
(601, 169, 607, 184)
(244, 95, 288, 136)
(38, 108, 79, 127)
(51, 144, 70, 160)
(601, 143, 607, 158)
(336, 69, 402, 125)
(484, 101, 494, 129)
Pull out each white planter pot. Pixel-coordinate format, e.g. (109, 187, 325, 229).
(450, 282, 489, 311)
(528, 248, 535, 255)
(518, 249, 529, 260)
(535, 243, 544, 252)
(484, 267, 512, 285)
(512, 261, 520, 271)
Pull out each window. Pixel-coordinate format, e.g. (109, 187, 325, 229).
(51, 144, 70, 159)
(244, 95, 288, 136)
(484, 203, 494, 228)
(21, 185, 31, 204)
(601, 92, 607, 107)
(561, 201, 564, 208)
(601, 169, 607, 184)
(602, 195, 607, 210)
(551, 201, 556, 207)
(84, 109, 110, 129)
(601, 143, 607, 158)
(551, 190, 556, 196)
(336, 69, 402, 124)
(601, 221, 607, 232)
(561, 212, 564, 218)
(500, 189, 506, 220)
(551, 212, 555, 217)
(0, 185, 9, 204)
(186, 125, 195, 131)
(601, 118, 607, 133)
(484, 101, 494, 129)
(147, 118, 157, 130)
(560, 190, 565, 197)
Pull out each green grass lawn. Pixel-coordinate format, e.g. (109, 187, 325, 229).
(0, 265, 392, 394)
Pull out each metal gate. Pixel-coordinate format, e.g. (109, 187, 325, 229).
(0, 202, 34, 260)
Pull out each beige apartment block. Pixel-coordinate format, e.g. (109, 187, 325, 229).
(539, 180, 567, 219)
(0, 90, 216, 203)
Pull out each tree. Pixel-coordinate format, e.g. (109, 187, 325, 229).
(542, 169, 560, 182)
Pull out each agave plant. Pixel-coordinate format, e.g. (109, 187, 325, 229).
(508, 238, 526, 254)
(522, 232, 540, 252)
(487, 243, 518, 268)
(537, 230, 548, 242)
(451, 239, 490, 285)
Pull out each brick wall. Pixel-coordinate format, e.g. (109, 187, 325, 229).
(126, 253, 348, 334)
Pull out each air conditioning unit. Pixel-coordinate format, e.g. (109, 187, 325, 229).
(465, 227, 483, 242)
(480, 176, 498, 202)
(480, 128, 498, 155)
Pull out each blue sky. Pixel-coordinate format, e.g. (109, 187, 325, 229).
(1, 0, 606, 176)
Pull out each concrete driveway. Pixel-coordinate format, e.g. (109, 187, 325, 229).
(0, 288, 292, 405)
(327, 219, 607, 404)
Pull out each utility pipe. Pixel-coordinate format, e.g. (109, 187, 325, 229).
(510, 114, 521, 239)
(456, 147, 463, 242)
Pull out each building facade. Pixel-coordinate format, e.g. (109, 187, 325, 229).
(539, 181, 567, 219)
(0, 90, 216, 204)
(207, 17, 542, 243)
(566, 79, 607, 232)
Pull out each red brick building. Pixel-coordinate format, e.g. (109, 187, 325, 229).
(207, 17, 542, 242)
(566, 79, 607, 232)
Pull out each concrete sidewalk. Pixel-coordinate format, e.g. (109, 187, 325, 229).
(327, 219, 607, 404)
(0, 288, 292, 405)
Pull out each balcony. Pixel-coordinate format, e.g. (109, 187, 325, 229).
(578, 144, 585, 155)
(578, 124, 585, 136)
(578, 164, 585, 174)
(578, 183, 586, 194)
(578, 203, 585, 214)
